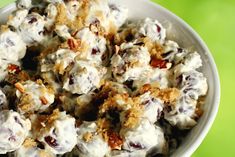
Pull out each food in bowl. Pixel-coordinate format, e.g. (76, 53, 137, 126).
(0, 0, 208, 156)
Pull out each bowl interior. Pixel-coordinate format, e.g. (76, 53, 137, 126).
(0, 1, 220, 156)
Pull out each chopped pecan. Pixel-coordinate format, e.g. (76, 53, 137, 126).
(150, 58, 168, 69)
(40, 96, 48, 105)
(67, 38, 81, 51)
(107, 131, 123, 150)
(15, 82, 25, 93)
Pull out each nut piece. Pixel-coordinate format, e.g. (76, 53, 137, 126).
(107, 131, 123, 150)
(15, 82, 25, 93)
(150, 58, 168, 69)
(40, 96, 48, 105)
(67, 38, 81, 51)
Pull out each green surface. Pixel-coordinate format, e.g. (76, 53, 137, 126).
(1, 0, 235, 156)
(151, 1, 235, 156)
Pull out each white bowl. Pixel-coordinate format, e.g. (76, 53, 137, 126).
(0, 0, 220, 156)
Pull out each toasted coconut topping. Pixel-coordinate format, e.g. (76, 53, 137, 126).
(122, 106, 142, 129)
(83, 132, 93, 142)
(22, 138, 37, 148)
(138, 84, 180, 104)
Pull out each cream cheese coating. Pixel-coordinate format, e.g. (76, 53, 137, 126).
(11, 139, 55, 157)
(0, 110, 31, 154)
(120, 118, 166, 154)
(0, 29, 26, 61)
(139, 92, 164, 123)
(136, 18, 166, 43)
(74, 27, 107, 64)
(76, 122, 110, 157)
(16, 80, 55, 114)
(7, 9, 29, 29)
(0, 0, 209, 156)
(36, 111, 77, 154)
(63, 60, 107, 94)
(17, 13, 49, 46)
(16, 0, 32, 9)
(111, 42, 151, 83)
(41, 48, 77, 74)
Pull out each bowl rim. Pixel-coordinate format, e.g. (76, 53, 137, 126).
(0, 1, 221, 157)
(143, 1, 221, 156)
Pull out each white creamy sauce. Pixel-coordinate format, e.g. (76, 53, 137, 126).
(16, 80, 55, 114)
(0, 110, 31, 154)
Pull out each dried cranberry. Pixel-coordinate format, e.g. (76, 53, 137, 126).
(150, 58, 168, 69)
(7, 64, 21, 74)
(28, 17, 37, 24)
(101, 54, 106, 61)
(69, 75, 75, 85)
(44, 136, 58, 147)
(156, 25, 161, 33)
(176, 75, 183, 85)
(129, 142, 145, 149)
(91, 48, 100, 55)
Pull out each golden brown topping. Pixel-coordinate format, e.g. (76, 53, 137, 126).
(32, 109, 60, 136)
(99, 94, 131, 115)
(97, 118, 111, 133)
(18, 94, 33, 113)
(47, 109, 60, 124)
(15, 82, 25, 93)
(142, 37, 163, 59)
(195, 107, 203, 118)
(40, 96, 48, 105)
(138, 84, 180, 104)
(83, 132, 93, 142)
(138, 84, 152, 94)
(156, 88, 180, 104)
(39, 151, 54, 157)
(122, 105, 142, 129)
(195, 96, 205, 118)
(89, 19, 106, 36)
(0, 25, 9, 32)
(5, 70, 30, 85)
(23, 138, 37, 148)
(107, 131, 123, 150)
(55, 1, 89, 31)
(114, 28, 134, 45)
(55, 4, 69, 26)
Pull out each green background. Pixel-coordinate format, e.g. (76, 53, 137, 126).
(1, 0, 235, 156)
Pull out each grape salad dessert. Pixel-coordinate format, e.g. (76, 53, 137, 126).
(0, 0, 208, 156)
